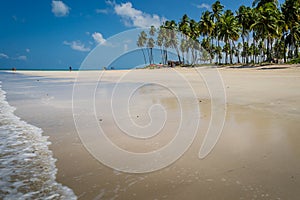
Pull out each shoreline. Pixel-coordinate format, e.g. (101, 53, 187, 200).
(1, 63, 299, 72)
(1, 65, 300, 199)
(0, 81, 76, 199)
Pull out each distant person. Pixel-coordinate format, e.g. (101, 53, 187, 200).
(11, 67, 16, 71)
(69, 66, 72, 72)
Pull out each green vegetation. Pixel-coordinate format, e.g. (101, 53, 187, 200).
(137, 0, 300, 66)
(288, 58, 300, 64)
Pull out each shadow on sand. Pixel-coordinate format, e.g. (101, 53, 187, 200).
(228, 65, 259, 69)
(258, 66, 290, 70)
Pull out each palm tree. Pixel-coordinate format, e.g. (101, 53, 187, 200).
(136, 0, 300, 65)
(211, 0, 224, 64)
(189, 19, 201, 65)
(179, 14, 191, 37)
(179, 17, 200, 65)
(148, 26, 156, 64)
(235, 42, 243, 63)
(274, 39, 285, 62)
(219, 10, 240, 64)
(199, 11, 215, 63)
(179, 14, 191, 64)
(281, 0, 300, 59)
(258, 40, 266, 63)
(156, 27, 171, 65)
(236, 6, 253, 63)
(180, 38, 188, 64)
(149, 25, 156, 36)
(212, 0, 224, 28)
(214, 46, 222, 64)
(222, 43, 230, 64)
(147, 38, 155, 64)
(164, 20, 182, 64)
(157, 27, 165, 64)
(251, 2, 283, 62)
(137, 31, 148, 65)
(252, 0, 278, 8)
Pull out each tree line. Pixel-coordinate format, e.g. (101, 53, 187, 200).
(137, 0, 300, 66)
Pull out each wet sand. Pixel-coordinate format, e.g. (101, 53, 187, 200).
(2, 65, 300, 199)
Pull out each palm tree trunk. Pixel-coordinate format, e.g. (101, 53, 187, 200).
(160, 47, 164, 64)
(283, 42, 287, 63)
(242, 36, 245, 64)
(191, 48, 195, 65)
(174, 46, 182, 64)
(152, 49, 154, 64)
(146, 48, 151, 64)
(217, 39, 221, 64)
(291, 30, 296, 59)
(295, 43, 299, 58)
(210, 37, 213, 64)
(225, 41, 228, 64)
(253, 38, 256, 64)
(267, 36, 271, 62)
(270, 38, 274, 62)
(141, 48, 147, 65)
(246, 35, 250, 64)
(164, 50, 168, 65)
(230, 40, 233, 64)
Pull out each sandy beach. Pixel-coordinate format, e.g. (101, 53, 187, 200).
(1, 65, 300, 199)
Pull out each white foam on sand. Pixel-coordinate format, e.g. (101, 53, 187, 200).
(0, 81, 77, 199)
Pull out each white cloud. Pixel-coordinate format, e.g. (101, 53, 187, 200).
(63, 41, 90, 52)
(16, 55, 27, 61)
(105, 0, 115, 6)
(113, 2, 164, 28)
(0, 53, 27, 61)
(0, 53, 9, 59)
(96, 9, 109, 14)
(92, 32, 106, 45)
(195, 3, 211, 10)
(26, 48, 30, 53)
(51, 1, 70, 17)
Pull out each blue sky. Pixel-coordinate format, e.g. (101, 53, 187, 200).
(0, 0, 285, 70)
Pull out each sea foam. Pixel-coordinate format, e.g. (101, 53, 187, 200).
(0, 81, 77, 199)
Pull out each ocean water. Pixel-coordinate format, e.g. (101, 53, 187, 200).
(0, 81, 76, 200)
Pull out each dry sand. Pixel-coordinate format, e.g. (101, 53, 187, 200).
(3, 64, 300, 199)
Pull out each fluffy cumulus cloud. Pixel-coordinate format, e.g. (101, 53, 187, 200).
(113, 2, 164, 28)
(92, 32, 106, 45)
(195, 3, 211, 10)
(51, 1, 70, 17)
(63, 41, 90, 52)
(0, 53, 9, 59)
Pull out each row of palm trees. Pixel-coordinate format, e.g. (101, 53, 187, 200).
(137, 0, 300, 66)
